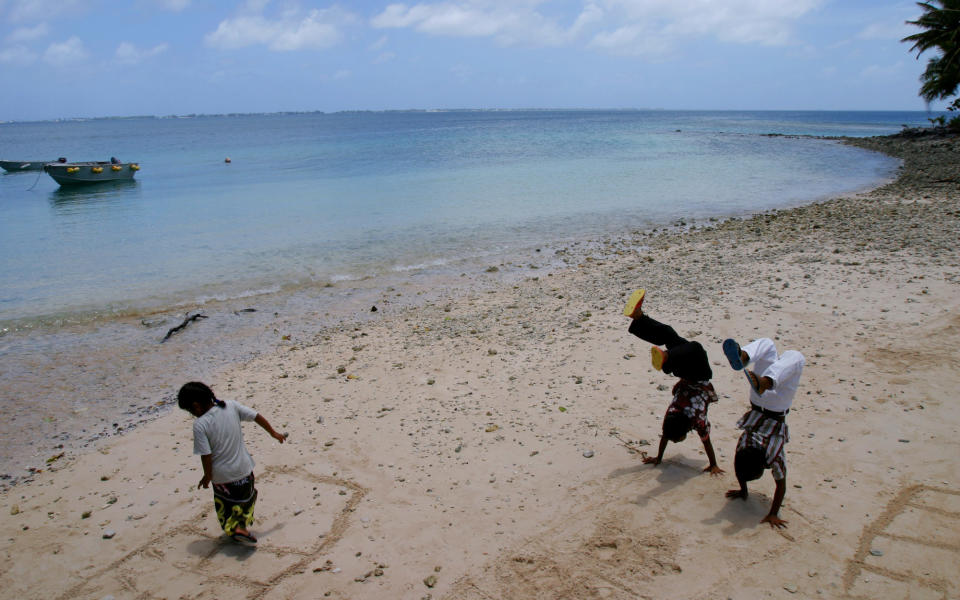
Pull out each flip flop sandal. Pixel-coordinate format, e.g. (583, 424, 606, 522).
(650, 346, 666, 371)
(722, 339, 744, 370)
(231, 531, 258, 544)
(623, 288, 646, 318)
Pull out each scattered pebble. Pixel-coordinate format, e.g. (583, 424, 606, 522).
(102, 530, 116, 539)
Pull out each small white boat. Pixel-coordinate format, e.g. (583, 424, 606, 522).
(44, 160, 140, 185)
(0, 159, 59, 172)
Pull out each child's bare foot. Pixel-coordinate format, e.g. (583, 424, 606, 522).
(704, 465, 725, 476)
(761, 514, 788, 529)
(726, 488, 748, 500)
(642, 455, 661, 465)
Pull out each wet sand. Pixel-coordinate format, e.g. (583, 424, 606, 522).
(1, 131, 958, 599)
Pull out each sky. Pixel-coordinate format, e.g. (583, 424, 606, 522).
(0, 0, 950, 121)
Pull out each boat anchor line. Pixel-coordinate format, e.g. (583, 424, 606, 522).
(53, 466, 369, 600)
(26, 167, 45, 191)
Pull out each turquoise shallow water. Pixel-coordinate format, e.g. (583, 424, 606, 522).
(0, 110, 929, 328)
(0, 108, 943, 479)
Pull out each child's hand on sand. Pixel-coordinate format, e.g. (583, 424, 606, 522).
(761, 514, 788, 529)
(642, 455, 661, 465)
(703, 465, 725, 477)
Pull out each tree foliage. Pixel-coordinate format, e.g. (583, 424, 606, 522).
(902, 0, 960, 102)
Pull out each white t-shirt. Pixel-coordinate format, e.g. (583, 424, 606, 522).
(192, 400, 259, 484)
(742, 338, 805, 413)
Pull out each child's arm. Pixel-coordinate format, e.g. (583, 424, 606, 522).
(700, 436, 724, 476)
(643, 435, 668, 465)
(726, 478, 748, 500)
(255, 414, 287, 443)
(760, 478, 788, 529)
(198, 454, 213, 489)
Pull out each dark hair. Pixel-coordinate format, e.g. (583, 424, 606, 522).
(662, 412, 691, 442)
(734, 446, 766, 482)
(177, 381, 226, 411)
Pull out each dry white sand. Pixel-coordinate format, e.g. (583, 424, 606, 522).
(2, 132, 958, 600)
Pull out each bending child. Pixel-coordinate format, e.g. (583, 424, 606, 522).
(178, 381, 287, 544)
(625, 289, 723, 476)
(722, 338, 805, 529)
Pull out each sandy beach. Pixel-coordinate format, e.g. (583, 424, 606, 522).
(2, 131, 958, 600)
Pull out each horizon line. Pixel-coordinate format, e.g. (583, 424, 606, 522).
(0, 106, 945, 125)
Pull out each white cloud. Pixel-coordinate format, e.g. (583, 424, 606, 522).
(588, 0, 824, 54)
(589, 23, 671, 57)
(114, 41, 169, 64)
(858, 61, 905, 82)
(857, 21, 913, 42)
(6, 0, 84, 23)
(372, 0, 823, 55)
(205, 6, 354, 51)
(371, 2, 578, 46)
(0, 45, 38, 65)
(6, 23, 49, 44)
(42, 36, 88, 66)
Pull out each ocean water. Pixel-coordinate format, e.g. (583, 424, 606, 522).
(0, 109, 940, 478)
(0, 110, 928, 330)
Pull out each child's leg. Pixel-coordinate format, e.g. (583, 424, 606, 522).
(741, 338, 778, 371)
(763, 350, 805, 390)
(628, 314, 686, 348)
(663, 340, 712, 381)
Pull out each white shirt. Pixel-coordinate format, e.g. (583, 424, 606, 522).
(742, 338, 805, 413)
(192, 399, 259, 484)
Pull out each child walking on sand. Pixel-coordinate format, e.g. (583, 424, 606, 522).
(722, 338, 805, 529)
(624, 289, 723, 476)
(178, 381, 286, 544)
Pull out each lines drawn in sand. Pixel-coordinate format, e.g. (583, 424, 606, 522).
(843, 484, 960, 600)
(54, 466, 367, 600)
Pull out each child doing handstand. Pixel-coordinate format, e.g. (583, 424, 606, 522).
(625, 289, 723, 476)
(722, 338, 805, 529)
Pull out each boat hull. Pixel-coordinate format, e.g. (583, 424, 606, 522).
(44, 162, 139, 185)
(0, 160, 52, 172)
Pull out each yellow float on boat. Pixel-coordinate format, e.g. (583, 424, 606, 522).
(91, 166, 103, 174)
(66, 167, 79, 174)
(111, 165, 122, 171)
(130, 164, 140, 171)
